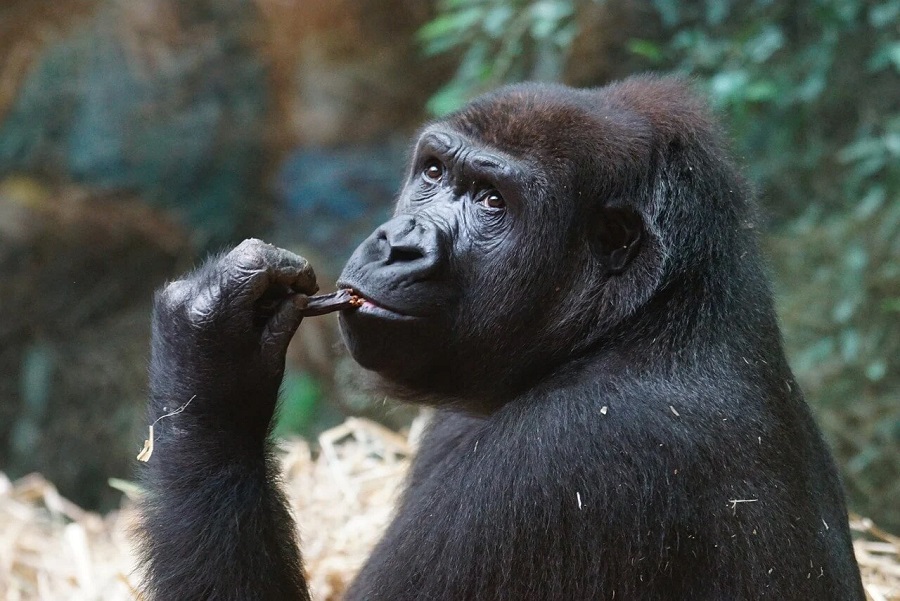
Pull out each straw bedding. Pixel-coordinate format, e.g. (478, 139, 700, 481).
(1, 417, 896, 601)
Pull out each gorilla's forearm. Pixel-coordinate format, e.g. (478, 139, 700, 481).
(139, 437, 308, 601)
(137, 243, 316, 601)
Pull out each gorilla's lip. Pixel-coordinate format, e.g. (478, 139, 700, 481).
(336, 282, 418, 321)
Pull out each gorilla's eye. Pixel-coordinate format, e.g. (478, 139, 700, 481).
(422, 160, 444, 183)
(480, 190, 505, 210)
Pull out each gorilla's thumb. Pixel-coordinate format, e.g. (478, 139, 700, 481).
(261, 293, 307, 361)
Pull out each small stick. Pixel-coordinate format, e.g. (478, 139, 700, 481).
(136, 394, 198, 462)
(300, 289, 363, 317)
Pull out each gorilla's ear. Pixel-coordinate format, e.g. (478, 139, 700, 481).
(596, 207, 643, 274)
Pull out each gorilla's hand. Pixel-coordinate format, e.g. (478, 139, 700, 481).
(149, 239, 317, 440)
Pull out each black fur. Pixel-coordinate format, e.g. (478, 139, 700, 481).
(138, 75, 864, 600)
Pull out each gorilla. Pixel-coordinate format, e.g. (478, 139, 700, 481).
(137, 75, 865, 600)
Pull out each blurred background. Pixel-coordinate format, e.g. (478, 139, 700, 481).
(0, 0, 896, 533)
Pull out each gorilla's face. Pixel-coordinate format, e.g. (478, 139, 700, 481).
(337, 127, 530, 399)
(337, 84, 654, 407)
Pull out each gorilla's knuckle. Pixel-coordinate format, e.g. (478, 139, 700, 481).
(296, 256, 314, 275)
(187, 284, 222, 326)
(235, 237, 267, 251)
(157, 279, 193, 309)
(228, 239, 271, 269)
(269, 249, 307, 275)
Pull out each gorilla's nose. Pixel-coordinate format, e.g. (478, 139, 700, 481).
(380, 216, 428, 265)
(372, 215, 442, 274)
(344, 215, 443, 284)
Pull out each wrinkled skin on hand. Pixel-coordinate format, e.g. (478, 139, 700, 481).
(150, 238, 318, 442)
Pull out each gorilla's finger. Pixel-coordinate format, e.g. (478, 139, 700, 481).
(261, 293, 308, 361)
(223, 239, 318, 302)
(267, 250, 318, 297)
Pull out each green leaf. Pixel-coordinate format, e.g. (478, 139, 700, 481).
(530, 1, 574, 40)
(832, 298, 857, 323)
(709, 70, 749, 105)
(865, 360, 888, 381)
(553, 22, 578, 48)
(869, 2, 900, 27)
(885, 132, 900, 155)
(854, 186, 886, 220)
(705, 0, 731, 26)
(797, 70, 827, 101)
(483, 5, 514, 38)
(867, 42, 900, 72)
(839, 328, 860, 361)
(652, 0, 681, 27)
(427, 82, 472, 116)
(417, 8, 484, 43)
(844, 245, 868, 270)
(744, 80, 778, 102)
(746, 25, 784, 63)
(627, 39, 664, 63)
(838, 138, 884, 163)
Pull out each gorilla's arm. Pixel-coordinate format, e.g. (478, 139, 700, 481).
(137, 240, 314, 601)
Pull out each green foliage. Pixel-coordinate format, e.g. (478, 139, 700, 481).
(646, 0, 900, 222)
(418, 0, 576, 115)
(422, 0, 900, 216)
(421, 0, 900, 529)
(273, 371, 323, 438)
(769, 201, 900, 528)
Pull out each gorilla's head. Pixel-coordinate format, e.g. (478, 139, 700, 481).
(337, 76, 753, 410)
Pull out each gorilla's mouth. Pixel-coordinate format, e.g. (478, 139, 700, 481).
(337, 284, 417, 321)
(354, 294, 384, 312)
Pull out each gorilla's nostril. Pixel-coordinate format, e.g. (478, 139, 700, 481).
(387, 245, 426, 264)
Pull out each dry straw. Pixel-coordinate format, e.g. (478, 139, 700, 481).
(1, 417, 896, 600)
